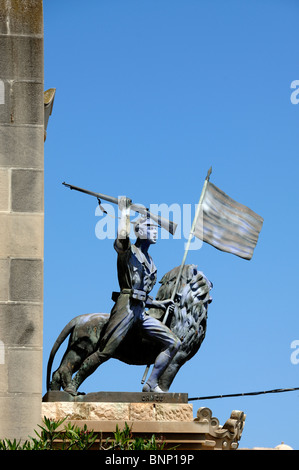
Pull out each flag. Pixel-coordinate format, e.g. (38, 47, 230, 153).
(194, 182, 264, 260)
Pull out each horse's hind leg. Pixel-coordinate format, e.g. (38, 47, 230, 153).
(50, 367, 71, 391)
(50, 349, 86, 391)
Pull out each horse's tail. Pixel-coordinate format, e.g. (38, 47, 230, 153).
(46, 316, 79, 391)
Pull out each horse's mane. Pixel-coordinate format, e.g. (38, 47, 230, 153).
(147, 264, 212, 360)
(148, 264, 212, 321)
(156, 264, 196, 299)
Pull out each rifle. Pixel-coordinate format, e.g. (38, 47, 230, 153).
(62, 182, 177, 235)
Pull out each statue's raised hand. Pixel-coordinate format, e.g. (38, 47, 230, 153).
(118, 196, 132, 212)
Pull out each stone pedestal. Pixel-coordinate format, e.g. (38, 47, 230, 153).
(42, 392, 193, 423)
(42, 392, 246, 450)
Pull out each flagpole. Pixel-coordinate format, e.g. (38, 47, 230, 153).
(163, 166, 212, 323)
(141, 166, 212, 386)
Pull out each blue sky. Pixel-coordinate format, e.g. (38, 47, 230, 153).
(43, 0, 299, 449)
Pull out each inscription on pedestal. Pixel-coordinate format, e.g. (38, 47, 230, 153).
(42, 390, 188, 404)
(141, 393, 166, 402)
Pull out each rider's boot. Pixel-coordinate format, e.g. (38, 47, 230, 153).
(142, 383, 165, 393)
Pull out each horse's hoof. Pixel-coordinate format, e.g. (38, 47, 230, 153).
(64, 386, 80, 396)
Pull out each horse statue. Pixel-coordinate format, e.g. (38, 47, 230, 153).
(46, 264, 212, 393)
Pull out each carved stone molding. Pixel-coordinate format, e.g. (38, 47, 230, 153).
(194, 407, 246, 449)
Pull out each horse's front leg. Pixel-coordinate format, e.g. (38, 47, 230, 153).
(157, 350, 188, 391)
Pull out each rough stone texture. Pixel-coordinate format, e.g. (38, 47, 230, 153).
(42, 402, 130, 422)
(156, 403, 194, 422)
(89, 403, 130, 421)
(129, 403, 156, 421)
(42, 402, 194, 423)
(0, 0, 44, 442)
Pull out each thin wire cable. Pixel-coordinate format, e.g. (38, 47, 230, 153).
(188, 387, 299, 401)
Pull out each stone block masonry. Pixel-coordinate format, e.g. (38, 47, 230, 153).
(41, 401, 246, 450)
(0, 0, 44, 441)
(42, 401, 194, 423)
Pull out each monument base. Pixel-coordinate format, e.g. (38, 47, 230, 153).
(41, 391, 246, 450)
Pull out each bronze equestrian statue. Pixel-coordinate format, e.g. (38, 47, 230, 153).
(46, 197, 212, 395)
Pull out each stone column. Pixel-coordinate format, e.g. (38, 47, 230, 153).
(0, 1, 44, 440)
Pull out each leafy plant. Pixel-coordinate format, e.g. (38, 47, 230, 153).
(0, 418, 168, 450)
(33, 416, 67, 449)
(61, 422, 98, 450)
(104, 422, 167, 450)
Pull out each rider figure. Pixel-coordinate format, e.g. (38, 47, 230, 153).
(65, 197, 181, 395)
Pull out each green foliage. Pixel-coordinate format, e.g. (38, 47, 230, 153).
(103, 422, 166, 450)
(0, 417, 167, 450)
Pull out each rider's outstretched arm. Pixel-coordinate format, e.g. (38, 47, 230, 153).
(114, 196, 132, 253)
